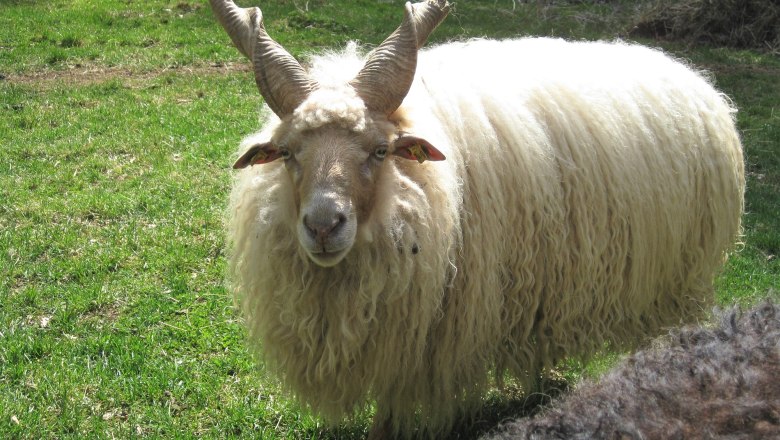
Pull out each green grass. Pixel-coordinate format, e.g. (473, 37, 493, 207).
(1, 1, 778, 438)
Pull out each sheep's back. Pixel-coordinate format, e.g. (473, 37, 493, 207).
(406, 37, 745, 377)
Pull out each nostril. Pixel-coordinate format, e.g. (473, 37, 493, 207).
(302, 215, 314, 234)
(322, 213, 346, 239)
(302, 215, 320, 241)
(325, 213, 345, 235)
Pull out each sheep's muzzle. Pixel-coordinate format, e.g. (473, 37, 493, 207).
(296, 190, 357, 267)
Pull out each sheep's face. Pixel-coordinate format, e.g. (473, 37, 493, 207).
(234, 98, 444, 267)
(212, 0, 449, 266)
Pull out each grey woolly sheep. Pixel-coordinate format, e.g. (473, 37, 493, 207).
(484, 301, 780, 440)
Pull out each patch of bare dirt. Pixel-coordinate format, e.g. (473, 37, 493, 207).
(631, 0, 780, 52)
(2, 62, 251, 89)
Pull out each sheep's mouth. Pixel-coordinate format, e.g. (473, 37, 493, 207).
(307, 247, 350, 267)
(296, 205, 357, 268)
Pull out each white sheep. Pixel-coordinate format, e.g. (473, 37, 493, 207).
(483, 301, 780, 439)
(211, 0, 745, 437)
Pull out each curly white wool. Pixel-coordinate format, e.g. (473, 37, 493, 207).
(228, 37, 744, 437)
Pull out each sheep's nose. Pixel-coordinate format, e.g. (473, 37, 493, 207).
(303, 213, 347, 245)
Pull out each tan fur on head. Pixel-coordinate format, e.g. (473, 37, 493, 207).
(227, 37, 744, 438)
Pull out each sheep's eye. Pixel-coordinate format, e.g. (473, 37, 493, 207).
(280, 148, 292, 160)
(374, 146, 388, 160)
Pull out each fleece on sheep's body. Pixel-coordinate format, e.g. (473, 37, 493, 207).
(227, 38, 744, 436)
(484, 301, 780, 439)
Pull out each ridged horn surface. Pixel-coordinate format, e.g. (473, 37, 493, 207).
(350, 0, 450, 115)
(210, 0, 315, 117)
(410, 0, 450, 49)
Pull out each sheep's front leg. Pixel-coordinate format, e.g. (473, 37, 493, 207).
(367, 414, 392, 440)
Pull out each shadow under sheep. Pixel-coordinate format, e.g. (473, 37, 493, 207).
(483, 301, 780, 440)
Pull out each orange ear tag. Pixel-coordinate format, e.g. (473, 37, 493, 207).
(408, 143, 429, 164)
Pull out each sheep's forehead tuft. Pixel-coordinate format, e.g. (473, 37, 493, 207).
(292, 87, 369, 132)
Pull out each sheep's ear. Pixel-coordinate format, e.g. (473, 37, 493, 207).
(392, 135, 446, 163)
(233, 142, 283, 169)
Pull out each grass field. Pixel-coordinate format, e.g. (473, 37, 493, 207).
(1, 0, 778, 438)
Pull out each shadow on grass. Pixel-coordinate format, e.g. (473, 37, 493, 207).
(298, 378, 570, 440)
(446, 378, 570, 440)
